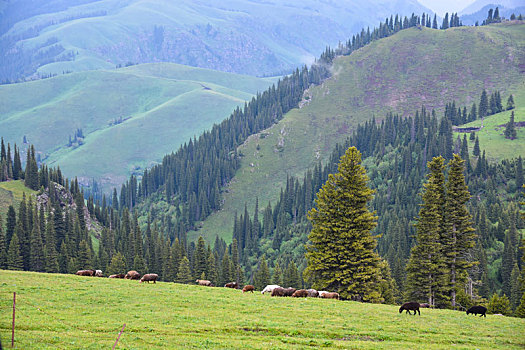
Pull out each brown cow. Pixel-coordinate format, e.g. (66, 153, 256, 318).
(76, 269, 95, 276)
(242, 285, 255, 293)
(292, 289, 308, 298)
(224, 282, 238, 289)
(140, 274, 158, 283)
(321, 292, 340, 300)
(108, 274, 126, 279)
(196, 279, 213, 286)
(125, 270, 141, 280)
(271, 287, 285, 297)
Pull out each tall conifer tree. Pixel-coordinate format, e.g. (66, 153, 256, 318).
(406, 156, 448, 306)
(305, 147, 381, 302)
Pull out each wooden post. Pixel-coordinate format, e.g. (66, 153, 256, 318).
(112, 323, 126, 350)
(11, 292, 16, 348)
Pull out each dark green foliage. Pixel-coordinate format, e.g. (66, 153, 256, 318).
(487, 293, 511, 315)
(29, 224, 45, 272)
(107, 252, 126, 275)
(7, 232, 24, 270)
(504, 111, 517, 140)
(176, 256, 193, 284)
(406, 157, 448, 307)
(442, 155, 477, 307)
(305, 147, 382, 302)
(254, 256, 271, 291)
(507, 95, 515, 110)
(473, 136, 480, 157)
(479, 89, 489, 119)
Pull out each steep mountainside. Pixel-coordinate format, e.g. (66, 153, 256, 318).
(0, 0, 431, 80)
(192, 22, 525, 242)
(0, 63, 275, 190)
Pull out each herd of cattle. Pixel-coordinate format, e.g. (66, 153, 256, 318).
(76, 270, 489, 316)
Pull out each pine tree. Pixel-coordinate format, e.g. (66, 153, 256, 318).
(5, 205, 16, 248)
(273, 261, 284, 286)
(406, 156, 448, 307)
(206, 250, 218, 285)
(504, 111, 517, 140)
(29, 224, 44, 272)
(77, 240, 92, 269)
(442, 155, 477, 308)
(478, 90, 489, 119)
(304, 147, 382, 302)
(284, 261, 301, 289)
(133, 254, 146, 274)
(0, 214, 6, 269)
(58, 241, 69, 273)
(502, 221, 518, 298)
(220, 254, 233, 286)
(176, 256, 193, 284)
(107, 252, 127, 275)
(254, 256, 271, 291)
(509, 263, 521, 311)
(194, 236, 208, 279)
(473, 136, 480, 157)
(7, 232, 24, 270)
(506, 95, 515, 110)
(487, 293, 511, 315)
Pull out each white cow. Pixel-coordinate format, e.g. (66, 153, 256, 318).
(318, 291, 329, 297)
(261, 285, 281, 294)
(95, 270, 103, 277)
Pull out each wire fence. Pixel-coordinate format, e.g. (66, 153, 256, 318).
(0, 291, 131, 349)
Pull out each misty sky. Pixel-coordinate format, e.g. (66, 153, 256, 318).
(418, 0, 477, 16)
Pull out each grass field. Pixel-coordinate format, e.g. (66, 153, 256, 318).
(0, 180, 37, 219)
(0, 63, 275, 191)
(454, 80, 525, 161)
(0, 270, 523, 349)
(191, 22, 525, 243)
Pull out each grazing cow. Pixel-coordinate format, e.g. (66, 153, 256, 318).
(109, 274, 125, 279)
(292, 289, 308, 298)
(261, 285, 280, 294)
(125, 270, 141, 280)
(466, 305, 487, 317)
(95, 270, 103, 277)
(306, 289, 319, 297)
(242, 285, 255, 293)
(196, 279, 213, 286)
(224, 282, 239, 289)
(76, 269, 95, 276)
(318, 291, 329, 297)
(399, 302, 420, 315)
(321, 292, 340, 300)
(271, 287, 286, 297)
(140, 274, 158, 283)
(283, 287, 296, 297)
(420, 303, 431, 308)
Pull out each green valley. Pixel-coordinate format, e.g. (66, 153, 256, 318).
(0, 63, 275, 191)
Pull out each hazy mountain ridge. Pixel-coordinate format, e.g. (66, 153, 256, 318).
(0, 0, 431, 81)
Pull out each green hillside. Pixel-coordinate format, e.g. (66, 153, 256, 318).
(192, 23, 525, 242)
(454, 81, 525, 161)
(0, 270, 523, 349)
(0, 180, 37, 219)
(0, 63, 274, 191)
(0, 0, 430, 80)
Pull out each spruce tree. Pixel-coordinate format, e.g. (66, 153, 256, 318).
(0, 214, 6, 269)
(133, 254, 146, 274)
(5, 205, 16, 247)
(273, 261, 284, 286)
(77, 240, 92, 269)
(478, 90, 489, 119)
(29, 224, 45, 272)
(406, 156, 448, 307)
(254, 256, 271, 291)
(473, 136, 480, 157)
(504, 111, 517, 140)
(284, 261, 301, 289)
(194, 236, 208, 279)
(502, 221, 518, 298)
(442, 155, 477, 308)
(506, 95, 515, 110)
(206, 250, 218, 285)
(509, 263, 521, 311)
(7, 232, 24, 270)
(107, 252, 126, 275)
(176, 256, 193, 284)
(305, 147, 381, 302)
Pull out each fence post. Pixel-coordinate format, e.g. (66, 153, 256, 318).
(112, 323, 126, 350)
(12, 291, 16, 348)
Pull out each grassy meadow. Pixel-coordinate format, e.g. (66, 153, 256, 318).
(192, 23, 525, 243)
(0, 181, 37, 219)
(0, 63, 275, 191)
(0, 270, 523, 349)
